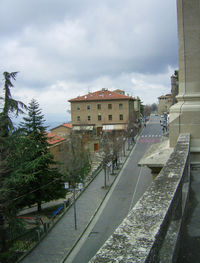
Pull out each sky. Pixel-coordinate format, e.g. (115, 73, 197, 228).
(0, 0, 178, 125)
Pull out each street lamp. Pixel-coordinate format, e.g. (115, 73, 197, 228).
(64, 182, 83, 230)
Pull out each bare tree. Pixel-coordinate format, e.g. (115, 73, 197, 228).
(109, 132, 123, 174)
(100, 132, 112, 189)
(63, 132, 90, 187)
(143, 104, 152, 117)
(151, 103, 158, 112)
(62, 132, 90, 229)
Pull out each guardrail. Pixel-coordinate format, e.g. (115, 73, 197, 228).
(90, 133, 190, 263)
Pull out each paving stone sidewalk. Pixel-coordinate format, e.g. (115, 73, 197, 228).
(20, 144, 133, 263)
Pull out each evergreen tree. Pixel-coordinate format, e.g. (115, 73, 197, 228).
(174, 69, 179, 81)
(0, 72, 26, 252)
(7, 99, 65, 212)
(140, 101, 144, 116)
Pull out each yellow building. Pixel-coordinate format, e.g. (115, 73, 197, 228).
(69, 89, 140, 135)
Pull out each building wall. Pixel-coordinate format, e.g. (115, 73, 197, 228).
(49, 141, 67, 173)
(171, 76, 179, 105)
(50, 126, 71, 138)
(169, 0, 200, 150)
(71, 99, 131, 127)
(129, 100, 137, 123)
(158, 96, 172, 115)
(134, 100, 140, 112)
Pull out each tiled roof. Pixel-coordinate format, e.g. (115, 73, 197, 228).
(62, 123, 72, 128)
(51, 123, 72, 131)
(69, 89, 134, 102)
(47, 132, 65, 145)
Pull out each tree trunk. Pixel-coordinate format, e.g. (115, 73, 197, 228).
(0, 205, 6, 252)
(115, 157, 118, 169)
(112, 160, 115, 174)
(73, 188, 77, 230)
(0, 121, 9, 252)
(37, 202, 42, 212)
(104, 166, 107, 188)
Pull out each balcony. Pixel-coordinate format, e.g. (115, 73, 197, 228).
(90, 134, 192, 262)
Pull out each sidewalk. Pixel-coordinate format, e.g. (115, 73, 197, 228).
(20, 143, 134, 263)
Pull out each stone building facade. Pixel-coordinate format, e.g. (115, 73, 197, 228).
(158, 73, 179, 115)
(50, 123, 72, 139)
(69, 89, 140, 135)
(158, 94, 173, 115)
(47, 132, 67, 173)
(169, 0, 200, 157)
(171, 74, 179, 105)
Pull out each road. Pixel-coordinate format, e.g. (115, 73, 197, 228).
(66, 114, 162, 263)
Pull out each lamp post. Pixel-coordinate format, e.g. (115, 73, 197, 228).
(64, 182, 83, 230)
(101, 151, 107, 189)
(73, 187, 77, 230)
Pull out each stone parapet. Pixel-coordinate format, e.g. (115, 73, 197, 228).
(90, 134, 190, 263)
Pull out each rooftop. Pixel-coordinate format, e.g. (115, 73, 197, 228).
(69, 89, 136, 102)
(62, 123, 72, 129)
(47, 132, 65, 145)
(50, 123, 72, 131)
(158, 94, 172, 99)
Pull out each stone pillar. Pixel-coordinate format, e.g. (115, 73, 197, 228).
(169, 0, 200, 158)
(171, 75, 178, 105)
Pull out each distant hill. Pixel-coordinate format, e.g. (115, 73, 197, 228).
(45, 121, 70, 131)
(13, 119, 70, 132)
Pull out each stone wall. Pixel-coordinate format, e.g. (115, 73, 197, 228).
(90, 133, 190, 263)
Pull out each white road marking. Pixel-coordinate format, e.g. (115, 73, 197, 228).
(128, 166, 143, 212)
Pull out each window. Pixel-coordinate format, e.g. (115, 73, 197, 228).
(98, 115, 101, 121)
(88, 116, 91, 121)
(108, 115, 112, 121)
(77, 105, 80, 110)
(119, 114, 123, 120)
(97, 104, 101, 110)
(108, 104, 112, 109)
(77, 116, 80, 121)
(87, 105, 90, 110)
(119, 103, 123, 109)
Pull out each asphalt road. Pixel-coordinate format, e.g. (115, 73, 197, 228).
(66, 115, 162, 263)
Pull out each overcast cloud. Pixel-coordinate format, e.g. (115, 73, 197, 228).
(0, 0, 178, 125)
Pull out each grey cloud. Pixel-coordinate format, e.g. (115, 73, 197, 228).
(0, 0, 100, 36)
(0, 0, 178, 116)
